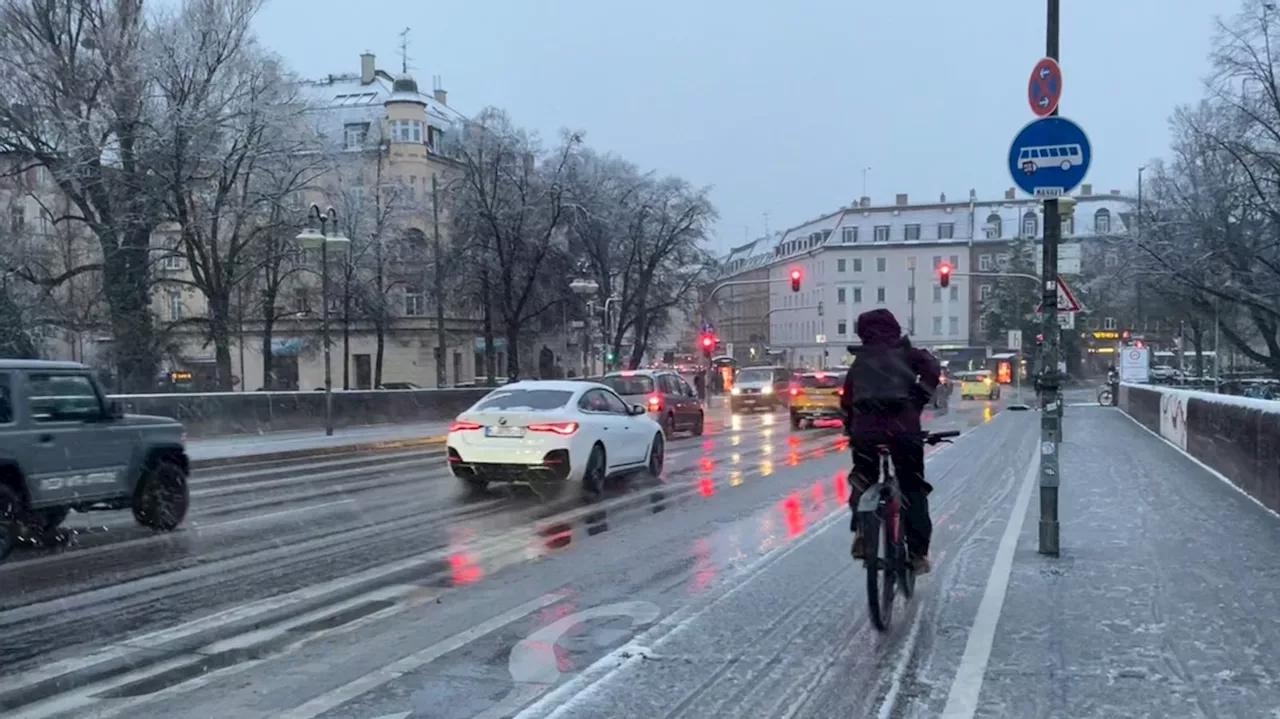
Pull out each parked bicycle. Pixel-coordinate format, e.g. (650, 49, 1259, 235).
(856, 429, 959, 632)
(1097, 384, 1113, 406)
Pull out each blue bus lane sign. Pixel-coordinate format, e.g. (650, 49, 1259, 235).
(1008, 116, 1092, 198)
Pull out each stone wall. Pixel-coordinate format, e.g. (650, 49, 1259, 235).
(109, 389, 493, 437)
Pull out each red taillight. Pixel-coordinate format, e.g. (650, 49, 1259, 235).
(789, 386, 800, 397)
(647, 394, 662, 411)
(837, 386, 845, 396)
(449, 421, 482, 432)
(527, 421, 579, 436)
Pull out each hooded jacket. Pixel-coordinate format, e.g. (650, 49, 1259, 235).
(839, 308, 941, 434)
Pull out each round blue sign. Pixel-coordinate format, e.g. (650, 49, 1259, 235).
(1007, 116, 1092, 197)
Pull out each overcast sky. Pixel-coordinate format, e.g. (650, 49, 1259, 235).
(255, 0, 1238, 255)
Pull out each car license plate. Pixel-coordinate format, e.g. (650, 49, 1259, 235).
(485, 426, 525, 438)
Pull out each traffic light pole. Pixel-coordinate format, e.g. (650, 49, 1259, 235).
(1038, 0, 1063, 557)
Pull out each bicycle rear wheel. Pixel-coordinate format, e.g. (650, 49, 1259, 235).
(864, 508, 895, 631)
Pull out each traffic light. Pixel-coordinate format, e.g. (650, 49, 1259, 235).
(1036, 333, 1045, 344)
(938, 263, 953, 288)
(789, 268, 802, 292)
(700, 333, 715, 357)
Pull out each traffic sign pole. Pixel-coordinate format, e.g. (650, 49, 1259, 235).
(1039, 0, 1062, 558)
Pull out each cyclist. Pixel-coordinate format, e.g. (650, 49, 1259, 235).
(839, 309, 941, 574)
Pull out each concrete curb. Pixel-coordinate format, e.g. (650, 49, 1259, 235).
(190, 435, 447, 471)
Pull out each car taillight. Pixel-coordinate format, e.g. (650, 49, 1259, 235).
(449, 421, 482, 432)
(527, 422, 579, 435)
(647, 394, 662, 411)
(837, 387, 844, 396)
(789, 386, 801, 397)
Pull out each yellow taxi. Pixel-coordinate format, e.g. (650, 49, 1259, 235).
(788, 370, 844, 429)
(957, 370, 1001, 401)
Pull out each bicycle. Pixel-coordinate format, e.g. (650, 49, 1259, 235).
(1097, 384, 1113, 406)
(855, 429, 959, 632)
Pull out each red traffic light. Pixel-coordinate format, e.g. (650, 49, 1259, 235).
(1036, 334, 1045, 344)
(701, 335, 714, 349)
(938, 263, 953, 289)
(789, 268, 802, 292)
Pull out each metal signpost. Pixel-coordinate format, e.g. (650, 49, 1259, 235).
(1008, 0, 1091, 557)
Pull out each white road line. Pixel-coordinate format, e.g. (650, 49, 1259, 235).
(939, 439, 1038, 719)
(204, 499, 356, 528)
(275, 592, 567, 719)
(877, 607, 926, 719)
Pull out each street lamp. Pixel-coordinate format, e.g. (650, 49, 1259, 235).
(569, 278, 599, 375)
(297, 204, 350, 437)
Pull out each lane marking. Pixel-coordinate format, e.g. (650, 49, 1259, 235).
(939, 439, 1039, 718)
(877, 606, 925, 719)
(275, 592, 567, 719)
(205, 500, 356, 528)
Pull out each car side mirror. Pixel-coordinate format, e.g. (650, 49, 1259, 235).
(629, 403, 647, 416)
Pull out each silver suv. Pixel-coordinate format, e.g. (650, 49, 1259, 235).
(0, 360, 190, 561)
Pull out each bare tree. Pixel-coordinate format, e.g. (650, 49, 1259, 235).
(446, 108, 582, 379)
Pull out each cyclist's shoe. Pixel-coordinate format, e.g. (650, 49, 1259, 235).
(851, 533, 865, 560)
(911, 554, 932, 574)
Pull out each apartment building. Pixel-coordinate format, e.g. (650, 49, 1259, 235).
(967, 184, 1134, 345)
(767, 192, 976, 368)
(704, 234, 778, 361)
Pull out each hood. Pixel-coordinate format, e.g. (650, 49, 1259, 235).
(855, 309, 904, 345)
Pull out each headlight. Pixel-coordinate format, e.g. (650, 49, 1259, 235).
(761, 385, 773, 394)
(731, 387, 742, 395)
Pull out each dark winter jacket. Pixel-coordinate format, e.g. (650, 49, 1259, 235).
(839, 309, 941, 434)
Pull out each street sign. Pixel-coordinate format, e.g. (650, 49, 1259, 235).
(1008, 117, 1092, 198)
(1035, 275, 1082, 315)
(1027, 57, 1063, 117)
(1057, 312, 1075, 330)
(701, 319, 715, 333)
(815, 333, 828, 344)
(1007, 330, 1023, 351)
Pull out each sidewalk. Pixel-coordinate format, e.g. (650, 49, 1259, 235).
(186, 420, 451, 463)
(966, 406, 1280, 717)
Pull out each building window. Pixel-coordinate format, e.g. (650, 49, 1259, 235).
(842, 227, 857, 243)
(932, 255, 942, 269)
(837, 287, 847, 304)
(876, 257, 886, 272)
(949, 317, 959, 336)
(1062, 216, 1074, 235)
(162, 239, 184, 270)
(853, 287, 862, 303)
(938, 222, 955, 239)
(404, 286, 426, 316)
(293, 288, 309, 314)
(874, 225, 890, 242)
(907, 286, 915, 302)
(343, 122, 370, 149)
(822, 229, 832, 243)
(904, 224, 921, 241)
(979, 284, 992, 300)
(168, 292, 182, 321)
(1104, 316, 1117, 330)
(1095, 209, 1111, 234)
(979, 254, 993, 271)
(1105, 253, 1118, 268)
(348, 186, 366, 206)
(9, 206, 24, 233)
(933, 286, 942, 302)
(876, 287, 886, 303)
(1022, 212, 1038, 237)
(853, 258, 863, 272)
(837, 258, 847, 273)
(837, 320, 848, 336)
(979, 315, 989, 332)
(933, 317, 943, 335)
(996, 253, 1010, 269)
(392, 119, 424, 144)
(949, 286, 958, 301)
(985, 213, 1002, 239)
(950, 254, 959, 268)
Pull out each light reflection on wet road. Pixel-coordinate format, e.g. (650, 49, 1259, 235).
(0, 395, 1016, 719)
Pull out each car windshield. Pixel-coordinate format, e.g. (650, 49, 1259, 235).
(800, 374, 841, 389)
(472, 389, 573, 411)
(737, 368, 776, 384)
(600, 375, 655, 395)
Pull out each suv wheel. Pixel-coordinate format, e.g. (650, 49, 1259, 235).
(0, 484, 20, 561)
(692, 412, 705, 436)
(133, 458, 190, 531)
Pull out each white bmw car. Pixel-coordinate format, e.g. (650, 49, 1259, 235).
(446, 380, 665, 494)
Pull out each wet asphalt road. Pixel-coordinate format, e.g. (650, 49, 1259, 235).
(0, 396, 1028, 719)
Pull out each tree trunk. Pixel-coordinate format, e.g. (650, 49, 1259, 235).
(102, 229, 157, 392)
(627, 314, 648, 370)
(481, 268, 496, 384)
(342, 269, 351, 390)
(208, 292, 235, 391)
(374, 319, 385, 388)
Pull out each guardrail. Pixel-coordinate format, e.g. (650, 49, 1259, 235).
(1118, 383, 1280, 513)
(108, 388, 494, 438)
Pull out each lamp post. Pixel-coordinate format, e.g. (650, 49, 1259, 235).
(569, 278, 599, 375)
(297, 204, 350, 436)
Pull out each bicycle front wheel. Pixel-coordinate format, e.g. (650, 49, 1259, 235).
(863, 510, 895, 632)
